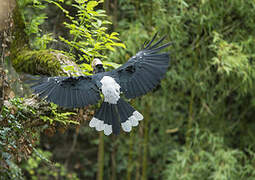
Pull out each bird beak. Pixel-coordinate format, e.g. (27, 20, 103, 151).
(92, 58, 103, 69)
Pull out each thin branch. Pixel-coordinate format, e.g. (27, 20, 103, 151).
(64, 127, 79, 168)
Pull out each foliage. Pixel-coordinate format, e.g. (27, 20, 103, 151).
(0, 98, 37, 179)
(4, 0, 125, 178)
(46, 0, 125, 63)
(19, 0, 125, 73)
(22, 148, 79, 180)
(107, 0, 255, 179)
(0, 96, 80, 179)
(18, 0, 55, 50)
(164, 126, 255, 180)
(210, 31, 254, 94)
(40, 103, 78, 125)
(7, 0, 255, 179)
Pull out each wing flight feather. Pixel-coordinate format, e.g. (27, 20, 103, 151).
(114, 34, 171, 99)
(31, 76, 101, 108)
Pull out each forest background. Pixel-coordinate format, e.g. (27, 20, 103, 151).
(1, 0, 255, 179)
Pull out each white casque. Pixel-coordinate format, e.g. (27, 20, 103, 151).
(92, 58, 103, 69)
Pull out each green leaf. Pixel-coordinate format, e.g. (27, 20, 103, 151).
(86, 1, 98, 10)
(112, 42, 126, 49)
(103, 61, 122, 69)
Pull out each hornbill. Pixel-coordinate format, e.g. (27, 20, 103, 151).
(31, 33, 171, 135)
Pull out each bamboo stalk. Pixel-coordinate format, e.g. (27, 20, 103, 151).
(141, 101, 149, 180)
(186, 90, 194, 147)
(135, 127, 142, 180)
(113, 0, 118, 30)
(150, 0, 153, 27)
(132, 0, 139, 18)
(97, 131, 104, 180)
(103, 0, 109, 15)
(111, 136, 117, 180)
(127, 129, 134, 180)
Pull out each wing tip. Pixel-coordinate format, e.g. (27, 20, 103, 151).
(144, 33, 173, 52)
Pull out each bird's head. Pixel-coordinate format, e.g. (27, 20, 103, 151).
(92, 58, 105, 73)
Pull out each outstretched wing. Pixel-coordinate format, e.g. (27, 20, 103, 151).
(113, 34, 171, 99)
(31, 76, 101, 108)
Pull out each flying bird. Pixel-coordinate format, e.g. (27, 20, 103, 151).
(31, 34, 171, 135)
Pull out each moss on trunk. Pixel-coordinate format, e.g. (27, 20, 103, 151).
(12, 49, 78, 76)
(10, 3, 79, 76)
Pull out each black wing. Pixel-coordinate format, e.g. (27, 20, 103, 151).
(113, 34, 171, 99)
(31, 76, 101, 108)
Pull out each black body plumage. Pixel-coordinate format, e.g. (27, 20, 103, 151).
(30, 34, 171, 135)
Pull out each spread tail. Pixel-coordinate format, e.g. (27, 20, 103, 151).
(89, 98, 143, 135)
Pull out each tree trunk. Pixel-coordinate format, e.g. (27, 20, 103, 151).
(0, 49, 5, 110)
(0, 0, 15, 110)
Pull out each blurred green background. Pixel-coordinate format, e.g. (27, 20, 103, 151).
(2, 0, 255, 179)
